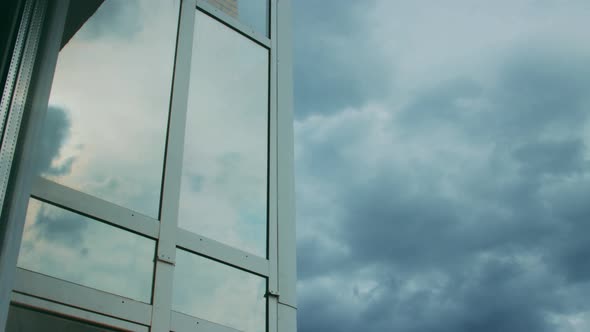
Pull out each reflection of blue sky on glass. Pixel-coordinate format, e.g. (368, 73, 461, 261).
(206, 0, 268, 36)
(172, 249, 266, 332)
(294, 1, 590, 332)
(237, 0, 268, 36)
(178, 11, 268, 257)
(42, 0, 179, 219)
(17, 199, 155, 302)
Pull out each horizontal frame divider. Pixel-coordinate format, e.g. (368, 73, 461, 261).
(31, 176, 160, 239)
(11, 292, 149, 332)
(13, 268, 153, 326)
(196, 0, 271, 48)
(176, 228, 269, 277)
(171, 310, 242, 332)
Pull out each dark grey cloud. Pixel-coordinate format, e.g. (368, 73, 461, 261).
(396, 77, 483, 128)
(28, 106, 86, 251)
(512, 139, 587, 176)
(296, 43, 590, 332)
(293, 0, 392, 118)
(483, 51, 590, 142)
(32, 200, 88, 249)
(37, 105, 74, 176)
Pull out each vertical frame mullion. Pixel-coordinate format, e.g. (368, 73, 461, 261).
(275, 0, 297, 330)
(0, 0, 32, 159)
(150, 0, 196, 331)
(0, 0, 65, 328)
(267, 0, 279, 331)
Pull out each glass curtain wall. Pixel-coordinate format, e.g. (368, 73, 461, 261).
(6, 1, 281, 332)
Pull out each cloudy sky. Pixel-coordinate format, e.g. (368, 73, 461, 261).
(14, 1, 590, 331)
(293, 1, 590, 331)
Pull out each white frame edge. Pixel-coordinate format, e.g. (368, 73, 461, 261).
(11, 292, 149, 332)
(13, 268, 152, 326)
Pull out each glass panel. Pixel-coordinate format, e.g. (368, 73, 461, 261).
(178, 11, 269, 257)
(205, 0, 268, 36)
(17, 198, 155, 303)
(172, 249, 266, 332)
(40, 0, 180, 219)
(6, 305, 122, 331)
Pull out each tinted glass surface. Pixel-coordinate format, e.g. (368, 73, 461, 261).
(40, 0, 180, 218)
(205, 0, 268, 36)
(172, 249, 266, 332)
(178, 11, 269, 257)
(17, 199, 155, 303)
(6, 305, 122, 332)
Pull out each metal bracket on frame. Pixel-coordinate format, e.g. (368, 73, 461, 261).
(156, 253, 176, 266)
(265, 290, 280, 299)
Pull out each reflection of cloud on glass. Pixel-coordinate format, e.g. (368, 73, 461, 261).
(178, 11, 268, 256)
(32, 200, 87, 246)
(74, 1, 142, 41)
(45, 0, 180, 218)
(188, 174, 205, 192)
(36, 105, 75, 176)
(18, 199, 155, 302)
(172, 250, 265, 332)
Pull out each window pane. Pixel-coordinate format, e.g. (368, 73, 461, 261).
(17, 198, 155, 303)
(178, 11, 269, 257)
(172, 249, 266, 332)
(205, 0, 268, 36)
(6, 305, 122, 331)
(39, 0, 180, 219)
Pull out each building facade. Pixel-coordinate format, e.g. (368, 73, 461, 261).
(0, 0, 296, 331)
